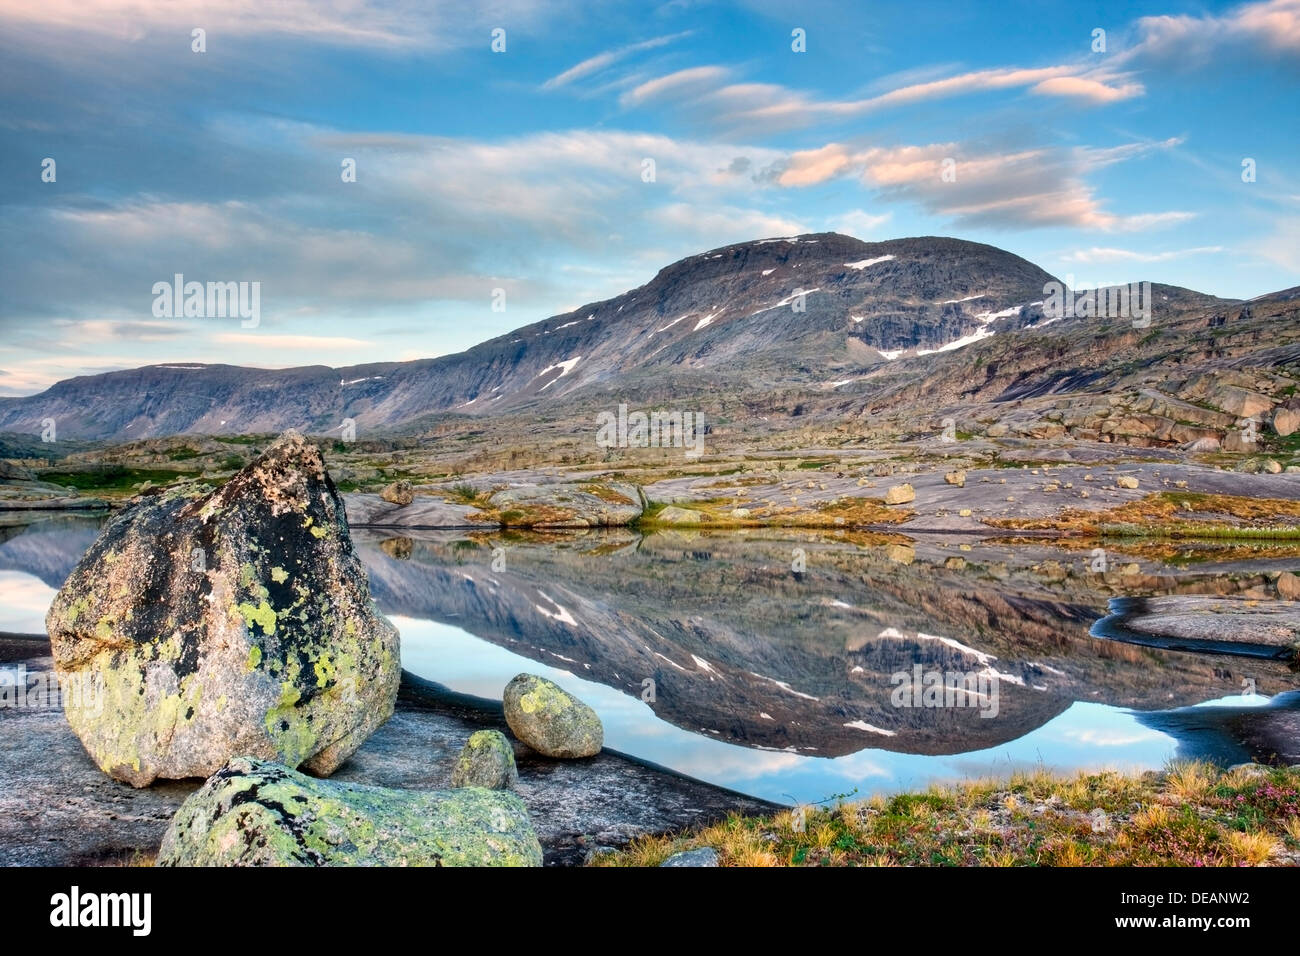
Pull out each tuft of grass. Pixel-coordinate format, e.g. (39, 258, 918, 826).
(590, 762, 1300, 867)
(1165, 761, 1217, 803)
(446, 481, 485, 504)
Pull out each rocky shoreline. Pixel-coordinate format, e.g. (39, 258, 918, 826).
(0, 633, 775, 866)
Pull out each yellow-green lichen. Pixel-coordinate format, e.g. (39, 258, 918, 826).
(237, 600, 277, 636)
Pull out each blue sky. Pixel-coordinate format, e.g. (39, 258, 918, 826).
(0, 0, 1297, 395)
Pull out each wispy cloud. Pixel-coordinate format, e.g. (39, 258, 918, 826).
(0, 0, 552, 50)
(771, 138, 1192, 231)
(1062, 245, 1225, 264)
(543, 31, 690, 89)
(616, 62, 1143, 133)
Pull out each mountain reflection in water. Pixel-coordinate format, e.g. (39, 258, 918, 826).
(1, 515, 1295, 804)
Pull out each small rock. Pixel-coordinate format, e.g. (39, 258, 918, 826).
(380, 479, 415, 506)
(943, 471, 966, 488)
(1263, 460, 1282, 474)
(884, 483, 915, 505)
(1278, 572, 1300, 601)
(503, 674, 603, 758)
(958, 508, 972, 517)
(886, 544, 915, 565)
(451, 730, 518, 790)
(656, 505, 703, 524)
(1116, 476, 1140, 489)
(660, 847, 719, 867)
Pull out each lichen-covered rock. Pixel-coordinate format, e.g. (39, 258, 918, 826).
(45, 432, 400, 787)
(451, 729, 518, 790)
(503, 673, 603, 758)
(157, 757, 540, 866)
(379, 480, 414, 506)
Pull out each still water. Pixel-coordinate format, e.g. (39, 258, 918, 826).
(3, 514, 1296, 805)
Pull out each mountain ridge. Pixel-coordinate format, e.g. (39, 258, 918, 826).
(0, 233, 1266, 441)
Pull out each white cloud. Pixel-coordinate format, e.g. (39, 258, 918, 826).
(829, 210, 893, 237)
(543, 32, 690, 89)
(770, 138, 1191, 231)
(0, 0, 551, 50)
(1131, 0, 1300, 63)
(1062, 246, 1224, 264)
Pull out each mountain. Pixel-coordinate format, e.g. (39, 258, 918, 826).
(0, 234, 1069, 440)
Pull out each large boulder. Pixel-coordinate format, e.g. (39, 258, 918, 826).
(503, 674, 603, 758)
(451, 729, 518, 790)
(1273, 404, 1300, 438)
(157, 757, 541, 866)
(45, 432, 400, 787)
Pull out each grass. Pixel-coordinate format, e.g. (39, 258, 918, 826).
(439, 481, 498, 509)
(591, 762, 1300, 867)
(38, 466, 201, 496)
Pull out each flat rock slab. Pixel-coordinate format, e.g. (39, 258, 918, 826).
(1094, 595, 1300, 659)
(0, 641, 773, 867)
(488, 482, 643, 528)
(344, 493, 485, 529)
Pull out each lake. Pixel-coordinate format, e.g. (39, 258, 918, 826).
(3, 513, 1297, 806)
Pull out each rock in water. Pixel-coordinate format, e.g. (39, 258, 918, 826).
(157, 757, 541, 866)
(45, 432, 400, 787)
(451, 730, 519, 790)
(503, 674, 603, 758)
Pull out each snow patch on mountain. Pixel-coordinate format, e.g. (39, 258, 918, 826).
(535, 356, 582, 390)
(844, 255, 896, 270)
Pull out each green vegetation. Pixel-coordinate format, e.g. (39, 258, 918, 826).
(40, 467, 199, 495)
(447, 482, 488, 505)
(593, 762, 1300, 867)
